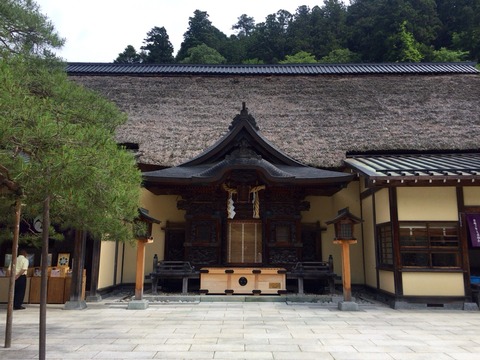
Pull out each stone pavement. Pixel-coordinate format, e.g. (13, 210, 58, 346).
(1, 296, 480, 360)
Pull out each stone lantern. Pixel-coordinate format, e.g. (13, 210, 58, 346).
(326, 207, 362, 311)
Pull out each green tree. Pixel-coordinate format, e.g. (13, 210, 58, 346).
(242, 58, 265, 65)
(437, 0, 480, 61)
(246, 10, 292, 63)
(280, 51, 317, 64)
(1, 1, 141, 357)
(140, 26, 174, 63)
(0, 0, 64, 57)
(0, 58, 141, 248)
(319, 48, 360, 63)
(310, 0, 348, 59)
(180, 43, 226, 64)
(388, 20, 424, 62)
(114, 45, 143, 63)
(176, 10, 228, 62)
(347, 0, 440, 62)
(242, 58, 264, 64)
(232, 14, 255, 37)
(287, 5, 315, 54)
(432, 47, 469, 62)
(1, 53, 142, 360)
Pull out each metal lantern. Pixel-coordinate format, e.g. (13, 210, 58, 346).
(326, 207, 362, 241)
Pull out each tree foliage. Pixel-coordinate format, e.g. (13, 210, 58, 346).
(180, 43, 226, 64)
(1, 1, 142, 245)
(319, 48, 360, 63)
(1, 2, 141, 355)
(279, 51, 317, 64)
(432, 47, 469, 62)
(0, 0, 64, 58)
(114, 45, 143, 64)
(115, 2, 480, 64)
(0, 57, 142, 244)
(140, 26, 174, 63)
(176, 10, 228, 62)
(232, 14, 255, 37)
(389, 20, 424, 62)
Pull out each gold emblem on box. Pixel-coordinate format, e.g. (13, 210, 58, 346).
(269, 282, 281, 289)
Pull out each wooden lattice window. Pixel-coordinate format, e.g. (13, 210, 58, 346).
(399, 222, 460, 268)
(376, 223, 393, 268)
(227, 221, 262, 264)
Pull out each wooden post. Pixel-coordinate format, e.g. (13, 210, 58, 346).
(87, 237, 102, 301)
(64, 230, 87, 310)
(334, 239, 357, 302)
(135, 238, 152, 300)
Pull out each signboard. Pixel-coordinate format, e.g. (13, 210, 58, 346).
(466, 214, 480, 247)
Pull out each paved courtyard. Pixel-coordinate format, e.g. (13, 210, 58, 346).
(1, 297, 480, 360)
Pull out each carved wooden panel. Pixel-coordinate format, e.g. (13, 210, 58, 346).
(267, 247, 300, 265)
(190, 220, 218, 244)
(186, 246, 220, 267)
(267, 220, 297, 244)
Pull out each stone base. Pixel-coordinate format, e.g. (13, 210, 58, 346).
(463, 302, 479, 311)
(338, 301, 359, 311)
(63, 300, 87, 310)
(127, 299, 149, 310)
(86, 294, 103, 302)
(393, 301, 425, 310)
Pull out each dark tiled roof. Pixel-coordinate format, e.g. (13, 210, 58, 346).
(143, 162, 353, 184)
(66, 62, 479, 76)
(345, 153, 480, 185)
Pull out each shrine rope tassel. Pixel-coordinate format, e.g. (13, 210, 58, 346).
(222, 184, 265, 219)
(250, 185, 265, 218)
(223, 184, 237, 219)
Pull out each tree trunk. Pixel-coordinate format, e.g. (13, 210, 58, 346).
(39, 195, 50, 360)
(4, 198, 21, 348)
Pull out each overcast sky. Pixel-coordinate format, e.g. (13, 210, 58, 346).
(35, 0, 330, 63)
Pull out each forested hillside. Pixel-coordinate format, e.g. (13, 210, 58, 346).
(114, 0, 480, 64)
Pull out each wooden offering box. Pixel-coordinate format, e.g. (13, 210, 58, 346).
(200, 267, 286, 295)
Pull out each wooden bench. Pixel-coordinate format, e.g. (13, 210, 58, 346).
(150, 261, 199, 295)
(286, 257, 336, 295)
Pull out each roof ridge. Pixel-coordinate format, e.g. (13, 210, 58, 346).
(66, 62, 479, 76)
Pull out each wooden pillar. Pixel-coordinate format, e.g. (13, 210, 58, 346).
(87, 237, 102, 301)
(71, 230, 86, 301)
(334, 239, 357, 302)
(135, 238, 152, 300)
(64, 230, 87, 310)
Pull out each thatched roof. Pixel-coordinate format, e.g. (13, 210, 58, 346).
(68, 63, 480, 169)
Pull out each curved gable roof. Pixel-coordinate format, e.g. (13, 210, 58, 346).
(143, 104, 353, 187)
(181, 103, 303, 167)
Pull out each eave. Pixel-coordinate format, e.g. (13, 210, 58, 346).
(345, 153, 480, 187)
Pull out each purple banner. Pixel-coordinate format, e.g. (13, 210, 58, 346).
(466, 214, 480, 247)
